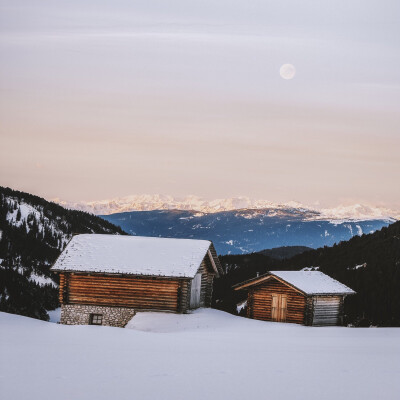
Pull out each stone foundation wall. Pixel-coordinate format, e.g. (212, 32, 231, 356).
(60, 304, 136, 327)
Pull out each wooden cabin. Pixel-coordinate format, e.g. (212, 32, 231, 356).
(51, 234, 222, 327)
(234, 271, 355, 326)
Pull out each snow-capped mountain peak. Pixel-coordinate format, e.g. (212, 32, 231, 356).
(54, 195, 399, 221)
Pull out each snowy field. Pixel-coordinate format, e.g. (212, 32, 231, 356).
(1, 310, 400, 400)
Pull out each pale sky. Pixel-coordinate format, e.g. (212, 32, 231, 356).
(1, 0, 399, 208)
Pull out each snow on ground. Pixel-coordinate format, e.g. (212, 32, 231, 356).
(48, 308, 61, 323)
(1, 309, 400, 400)
(6, 201, 40, 228)
(236, 300, 247, 314)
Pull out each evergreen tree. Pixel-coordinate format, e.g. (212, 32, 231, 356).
(215, 220, 400, 326)
(0, 185, 126, 321)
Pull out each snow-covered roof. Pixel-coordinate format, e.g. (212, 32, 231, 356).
(51, 234, 219, 278)
(269, 271, 355, 295)
(235, 270, 355, 295)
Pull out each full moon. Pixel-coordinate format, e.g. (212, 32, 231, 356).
(280, 64, 296, 80)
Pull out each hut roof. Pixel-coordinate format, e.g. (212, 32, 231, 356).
(234, 270, 355, 295)
(51, 234, 221, 278)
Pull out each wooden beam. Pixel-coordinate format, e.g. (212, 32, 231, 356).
(207, 249, 219, 277)
(234, 273, 306, 296)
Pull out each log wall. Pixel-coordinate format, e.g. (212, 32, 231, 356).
(178, 279, 191, 313)
(59, 272, 185, 312)
(200, 257, 215, 308)
(59, 254, 216, 314)
(185, 257, 216, 310)
(304, 296, 314, 326)
(247, 278, 306, 324)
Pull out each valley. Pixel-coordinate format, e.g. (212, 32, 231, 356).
(102, 209, 391, 254)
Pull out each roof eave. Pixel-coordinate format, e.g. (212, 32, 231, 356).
(233, 273, 272, 290)
(233, 274, 307, 296)
(50, 269, 194, 280)
(307, 291, 356, 296)
(207, 249, 220, 278)
(233, 272, 356, 296)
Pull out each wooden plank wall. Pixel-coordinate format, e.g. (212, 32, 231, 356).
(185, 257, 216, 310)
(246, 278, 306, 324)
(304, 296, 314, 326)
(200, 257, 215, 308)
(177, 280, 190, 313)
(59, 273, 184, 312)
(311, 296, 343, 326)
(208, 243, 223, 275)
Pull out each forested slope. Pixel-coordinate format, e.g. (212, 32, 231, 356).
(214, 221, 400, 326)
(0, 186, 126, 320)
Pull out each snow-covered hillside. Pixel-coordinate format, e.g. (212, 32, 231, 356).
(56, 194, 400, 221)
(5, 196, 70, 251)
(0, 186, 125, 320)
(1, 309, 399, 400)
(102, 209, 392, 254)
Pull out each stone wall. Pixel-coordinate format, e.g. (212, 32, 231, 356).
(60, 304, 136, 327)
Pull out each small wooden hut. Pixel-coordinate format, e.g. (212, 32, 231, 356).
(51, 234, 222, 327)
(234, 271, 355, 326)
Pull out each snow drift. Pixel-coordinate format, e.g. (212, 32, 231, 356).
(1, 309, 400, 400)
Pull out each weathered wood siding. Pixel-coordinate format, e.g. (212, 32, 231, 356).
(311, 296, 343, 326)
(185, 256, 216, 310)
(200, 256, 216, 308)
(304, 296, 314, 326)
(246, 278, 306, 324)
(59, 272, 185, 312)
(178, 280, 191, 313)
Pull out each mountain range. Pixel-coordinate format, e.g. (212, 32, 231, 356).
(56, 194, 400, 220)
(1, 186, 399, 326)
(102, 209, 392, 255)
(57, 194, 397, 254)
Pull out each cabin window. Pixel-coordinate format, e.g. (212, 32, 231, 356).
(89, 314, 103, 325)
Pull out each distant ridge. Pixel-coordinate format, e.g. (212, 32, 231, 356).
(257, 246, 312, 260)
(55, 194, 399, 221)
(102, 209, 393, 255)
